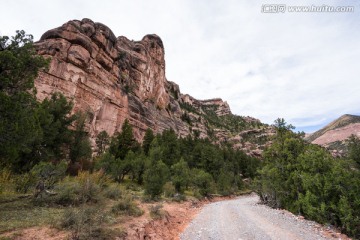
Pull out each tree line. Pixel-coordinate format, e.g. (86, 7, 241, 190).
(95, 121, 259, 198)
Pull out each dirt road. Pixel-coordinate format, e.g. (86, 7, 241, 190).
(180, 194, 342, 240)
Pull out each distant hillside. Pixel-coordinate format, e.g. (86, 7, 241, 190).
(305, 114, 360, 155)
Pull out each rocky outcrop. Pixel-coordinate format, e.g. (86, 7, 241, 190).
(35, 18, 188, 142)
(198, 98, 231, 116)
(34, 18, 272, 155)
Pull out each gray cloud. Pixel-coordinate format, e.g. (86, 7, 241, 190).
(1, 0, 359, 132)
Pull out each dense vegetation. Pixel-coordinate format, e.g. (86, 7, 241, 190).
(96, 122, 259, 198)
(255, 118, 360, 238)
(0, 31, 257, 238)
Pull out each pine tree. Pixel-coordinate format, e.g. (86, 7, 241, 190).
(144, 160, 170, 198)
(110, 119, 139, 159)
(96, 130, 110, 155)
(69, 113, 92, 165)
(21, 92, 75, 167)
(142, 128, 154, 156)
(38, 93, 75, 160)
(171, 158, 190, 193)
(161, 128, 180, 166)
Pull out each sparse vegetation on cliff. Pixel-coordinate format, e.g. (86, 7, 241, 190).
(305, 114, 360, 157)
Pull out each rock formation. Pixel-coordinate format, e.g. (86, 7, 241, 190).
(35, 18, 187, 140)
(34, 18, 273, 155)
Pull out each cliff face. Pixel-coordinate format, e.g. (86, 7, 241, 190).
(35, 18, 188, 141)
(34, 18, 273, 156)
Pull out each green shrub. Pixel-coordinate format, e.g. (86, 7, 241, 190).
(163, 181, 175, 198)
(112, 195, 143, 217)
(0, 168, 36, 194)
(0, 168, 13, 194)
(171, 158, 190, 193)
(14, 172, 36, 193)
(216, 170, 234, 196)
(144, 160, 170, 199)
(31, 161, 67, 188)
(60, 208, 78, 229)
(55, 178, 82, 205)
(60, 206, 112, 240)
(191, 169, 215, 197)
(125, 182, 141, 192)
(55, 171, 108, 205)
(149, 204, 166, 219)
(87, 227, 126, 240)
(77, 175, 102, 203)
(104, 184, 122, 200)
(30, 161, 68, 200)
(172, 193, 186, 202)
(76, 170, 112, 189)
(192, 189, 203, 200)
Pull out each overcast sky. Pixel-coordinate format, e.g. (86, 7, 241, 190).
(1, 0, 359, 132)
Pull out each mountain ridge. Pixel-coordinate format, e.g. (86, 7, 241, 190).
(305, 114, 360, 156)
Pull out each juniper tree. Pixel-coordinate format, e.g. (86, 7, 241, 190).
(0, 31, 48, 171)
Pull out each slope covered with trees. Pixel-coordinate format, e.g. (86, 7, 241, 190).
(255, 119, 360, 238)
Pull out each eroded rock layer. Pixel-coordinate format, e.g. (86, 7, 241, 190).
(34, 18, 273, 156)
(35, 18, 189, 141)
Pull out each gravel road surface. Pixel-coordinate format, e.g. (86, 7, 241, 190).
(180, 194, 333, 240)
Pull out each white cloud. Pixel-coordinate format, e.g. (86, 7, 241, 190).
(1, 0, 359, 132)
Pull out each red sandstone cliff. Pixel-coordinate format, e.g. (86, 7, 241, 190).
(34, 18, 272, 155)
(35, 18, 189, 141)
